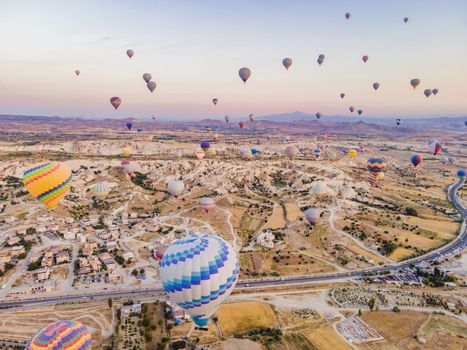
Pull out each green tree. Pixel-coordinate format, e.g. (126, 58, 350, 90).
(108, 298, 113, 308)
(368, 297, 376, 311)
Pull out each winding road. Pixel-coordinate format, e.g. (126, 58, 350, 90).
(0, 179, 464, 309)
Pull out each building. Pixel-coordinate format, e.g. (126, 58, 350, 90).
(34, 268, 51, 282)
(56, 251, 70, 264)
(78, 258, 91, 275)
(106, 240, 118, 251)
(88, 255, 102, 272)
(41, 252, 54, 267)
(99, 253, 116, 271)
(9, 245, 25, 257)
(255, 229, 275, 249)
(122, 252, 135, 261)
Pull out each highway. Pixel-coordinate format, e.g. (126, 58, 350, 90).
(0, 179, 464, 309)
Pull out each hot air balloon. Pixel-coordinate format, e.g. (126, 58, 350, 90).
(345, 12, 351, 19)
(410, 79, 420, 89)
(410, 154, 422, 167)
(23, 162, 72, 209)
(200, 197, 215, 213)
(367, 158, 386, 174)
(340, 93, 345, 99)
(137, 128, 144, 133)
(239, 121, 245, 129)
(404, 17, 409, 23)
(152, 114, 157, 120)
(121, 160, 134, 176)
(110, 97, 121, 110)
(448, 156, 457, 163)
(315, 112, 322, 120)
(396, 118, 401, 126)
(122, 147, 131, 157)
(92, 182, 111, 200)
(357, 109, 363, 116)
(285, 145, 299, 159)
(366, 173, 377, 187)
(239, 67, 251, 83)
(126, 49, 134, 58)
(376, 172, 385, 181)
(424, 89, 432, 98)
(75, 70, 80, 76)
(432, 88, 439, 95)
(195, 150, 205, 160)
(26, 320, 91, 350)
(313, 148, 321, 159)
(251, 148, 258, 156)
(304, 208, 320, 225)
(349, 106, 355, 113)
(200, 141, 210, 152)
(249, 114, 255, 122)
(239, 147, 253, 158)
(317, 54, 325, 66)
(429, 142, 441, 155)
(362, 55, 368, 63)
(160, 233, 239, 327)
(143, 73, 152, 83)
(126, 122, 133, 131)
(212, 98, 218, 105)
(155, 245, 169, 261)
(282, 57, 292, 70)
(225, 116, 230, 123)
(347, 149, 358, 159)
(147, 81, 156, 92)
(373, 82, 380, 90)
(167, 180, 185, 198)
(465, 121, 467, 126)
(171, 150, 182, 159)
(457, 169, 466, 179)
(440, 156, 448, 164)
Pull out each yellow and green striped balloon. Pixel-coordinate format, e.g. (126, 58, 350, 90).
(22, 162, 72, 208)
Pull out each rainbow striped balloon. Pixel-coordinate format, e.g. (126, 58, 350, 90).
(26, 320, 91, 350)
(23, 162, 72, 208)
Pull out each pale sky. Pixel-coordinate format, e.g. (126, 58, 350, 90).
(0, 0, 466, 120)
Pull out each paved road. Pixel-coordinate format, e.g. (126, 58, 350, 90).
(0, 179, 464, 309)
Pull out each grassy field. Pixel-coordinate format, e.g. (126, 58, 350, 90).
(389, 247, 415, 261)
(361, 310, 428, 342)
(306, 325, 353, 350)
(265, 205, 286, 229)
(284, 202, 301, 222)
(216, 301, 277, 336)
(347, 243, 387, 264)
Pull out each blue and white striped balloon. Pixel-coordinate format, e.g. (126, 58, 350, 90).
(159, 233, 239, 327)
(91, 182, 110, 200)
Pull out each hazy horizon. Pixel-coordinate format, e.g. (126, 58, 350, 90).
(1, 0, 466, 120)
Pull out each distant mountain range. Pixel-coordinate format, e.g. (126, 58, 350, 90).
(256, 111, 467, 130)
(0, 113, 465, 137)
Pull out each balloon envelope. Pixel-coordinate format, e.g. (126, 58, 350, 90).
(315, 112, 322, 119)
(213, 98, 218, 105)
(147, 81, 157, 92)
(410, 79, 420, 89)
(167, 180, 185, 197)
(457, 169, 466, 178)
(282, 57, 292, 70)
(429, 142, 441, 155)
(92, 182, 111, 200)
(239, 121, 245, 129)
(340, 93, 345, 99)
(424, 89, 432, 98)
(367, 158, 385, 174)
(23, 162, 72, 209)
(410, 154, 422, 167)
(348, 149, 358, 159)
(249, 114, 255, 122)
(357, 109, 363, 115)
(345, 12, 351, 19)
(75, 70, 80, 76)
(349, 106, 355, 113)
(143, 73, 152, 83)
(238, 67, 251, 83)
(126, 49, 134, 58)
(432, 88, 439, 95)
(225, 116, 230, 123)
(373, 82, 380, 90)
(362, 55, 368, 63)
(195, 150, 205, 160)
(126, 122, 133, 131)
(200, 141, 210, 150)
(110, 97, 121, 109)
(160, 234, 239, 327)
(404, 17, 409, 23)
(285, 145, 299, 159)
(26, 320, 91, 350)
(200, 197, 215, 213)
(304, 208, 320, 225)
